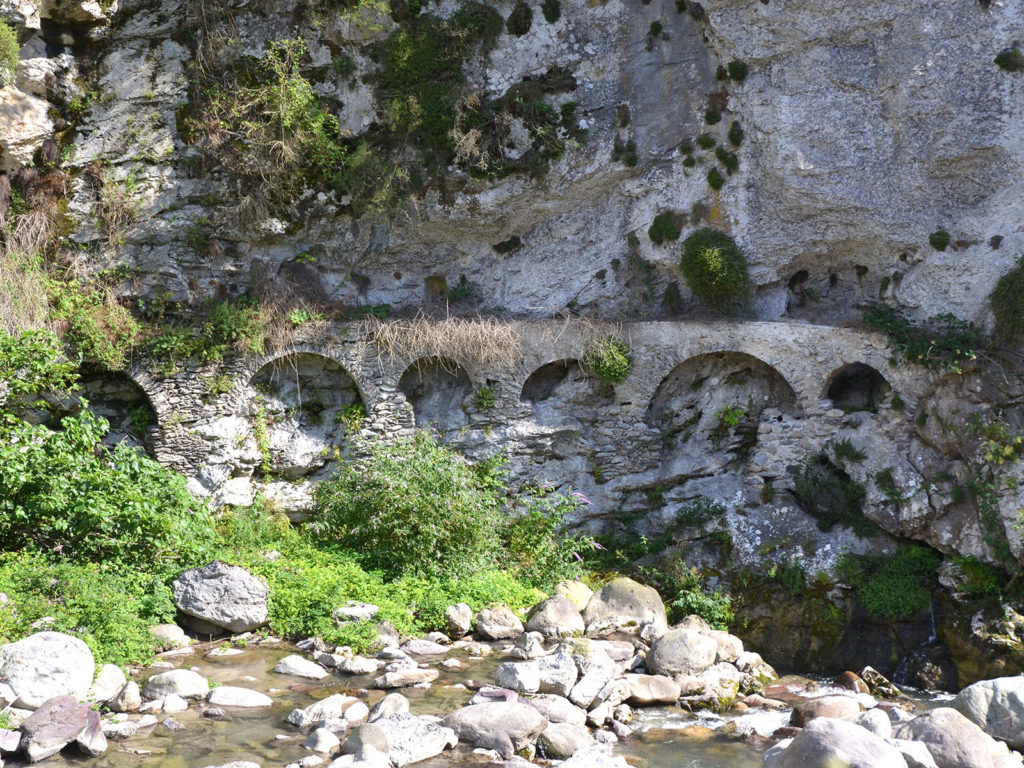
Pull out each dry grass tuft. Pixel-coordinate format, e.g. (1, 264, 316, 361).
(362, 313, 524, 370)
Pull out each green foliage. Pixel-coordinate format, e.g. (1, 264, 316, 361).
(506, 3, 533, 36)
(47, 279, 141, 371)
(874, 467, 908, 505)
(582, 335, 632, 385)
(474, 385, 496, 409)
(794, 452, 873, 536)
(828, 437, 867, 465)
(541, 0, 561, 23)
(649, 20, 663, 37)
(863, 304, 981, 373)
(0, 410, 217, 567)
(312, 432, 504, 580)
(675, 496, 726, 527)
(679, 228, 751, 312)
(502, 485, 591, 590)
(727, 121, 744, 147)
(667, 567, 733, 629)
(715, 146, 739, 173)
(768, 555, 806, 597)
(0, 23, 17, 87)
(707, 167, 724, 190)
(989, 255, 1024, 345)
(0, 329, 77, 407)
(612, 138, 638, 166)
(648, 212, 681, 245)
(726, 60, 749, 82)
(995, 48, 1024, 72)
(705, 108, 721, 125)
(838, 544, 941, 619)
(0, 553, 176, 666)
(696, 133, 716, 149)
(929, 229, 950, 251)
(205, 296, 266, 357)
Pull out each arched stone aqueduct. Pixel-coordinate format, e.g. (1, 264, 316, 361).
(116, 320, 929, 507)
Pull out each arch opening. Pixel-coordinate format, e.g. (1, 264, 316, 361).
(248, 353, 365, 480)
(520, 359, 613, 426)
(826, 362, 891, 413)
(62, 368, 157, 456)
(646, 352, 799, 456)
(398, 357, 472, 429)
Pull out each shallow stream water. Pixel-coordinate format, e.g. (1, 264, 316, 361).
(51, 643, 941, 768)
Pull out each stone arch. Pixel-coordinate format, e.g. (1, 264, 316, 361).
(67, 367, 158, 456)
(646, 351, 799, 455)
(826, 362, 892, 413)
(248, 352, 366, 479)
(398, 356, 472, 429)
(520, 359, 614, 425)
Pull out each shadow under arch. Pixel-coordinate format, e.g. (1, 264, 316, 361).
(646, 351, 800, 453)
(397, 356, 472, 430)
(247, 352, 366, 479)
(825, 362, 893, 413)
(62, 366, 159, 457)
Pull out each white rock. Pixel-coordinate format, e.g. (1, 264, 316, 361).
(275, 655, 330, 680)
(143, 669, 210, 700)
(0, 631, 94, 709)
(207, 686, 273, 707)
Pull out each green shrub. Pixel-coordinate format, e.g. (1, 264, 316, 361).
(541, 0, 561, 23)
(502, 485, 591, 590)
(47, 279, 141, 371)
(649, 20, 663, 37)
(828, 437, 867, 465)
(838, 545, 940, 619)
(0, 23, 16, 88)
(863, 303, 981, 373)
(679, 228, 751, 312)
(0, 553, 177, 666)
(648, 212, 681, 245)
(675, 496, 726, 527)
(696, 133, 716, 149)
(0, 329, 76, 408)
(506, 2, 533, 35)
(989, 256, 1024, 345)
(312, 432, 504, 580)
(995, 48, 1023, 72)
(929, 229, 950, 251)
(582, 335, 632, 384)
(793, 452, 873, 536)
(682, 155, 696, 168)
(707, 167, 724, 190)
(727, 121, 744, 147)
(667, 567, 733, 629)
(204, 296, 266, 357)
(705, 108, 721, 125)
(726, 60, 749, 82)
(474, 385, 496, 408)
(0, 410, 217, 567)
(715, 146, 739, 173)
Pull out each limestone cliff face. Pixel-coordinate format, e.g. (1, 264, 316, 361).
(3, 0, 1019, 325)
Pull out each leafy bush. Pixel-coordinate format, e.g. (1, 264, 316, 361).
(0, 553, 175, 666)
(503, 485, 591, 589)
(675, 496, 726, 527)
(0, 410, 217, 567)
(0, 329, 76, 407)
(727, 121, 744, 147)
(541, 0, 561, 23)
(47, 279, 141, 371)
(205, 296, 266, 357)
(715, 146, 739, 173)
(989, 256, 1024, 345)
(705, 108, 721, 125)
(648, 212, 681, 245)
(794, 452, 873, 536)
(929, 229, 950, 251)
(582, 335, 632, 384)
(679, 228, 751, 312)
(0, 23, 16, 87)
(707, 167, 724, 190)
(995, 48, 1023, 72)
(726, 60, 749, 82)
(667, 567, 733, 629)
(863, 303, 981, 373)
(312, 432, 504, 579)
(506, 2, 533, 35)
(697, 133, 716, 149)
(838, 545, 941, 619)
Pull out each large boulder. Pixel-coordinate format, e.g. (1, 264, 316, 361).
(764, 717, 908, 768)
(19, 695, 93, 762)
(525, 595, 585, 639)
(371, 712, 457, 767)
(952, 676, 1024, 749)
(143, 669, 210, 700)
(646, 628, 717, 677)
(88, 665, 127, 704)
(475, 605, 524, 640)
(555, 580, 594, 610)
(274, 655, 329, 680)
(444, 603, 472, 637)
(623, 673, 682, 705)
(583, 577, 667, 637)
(442, 702, 548, 752)
(0, 86, 53, 170)
(206, 686, 273, 708)
(537, 721, 594, 759)
(526, 694, 587, 726)
(172, 561, 269, 634)
(790, 694, 864, 727)
(287, 693, 365, 729)
(0, 632, 94, 709)
(892, 707, 1018, 768)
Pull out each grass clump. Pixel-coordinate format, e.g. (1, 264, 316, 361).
(679, 228, 751, 312)
(506, 2, 533, 36)
(838, 544, 941, 619)
(705, 108, 721, 125)
(47, 278, 141, 371)
(727, 121, 744, 147)
(0, 23, 17, 87)
(707, 167, 724, 190)
(989, 255, 1024, 345)
(582, 335, 632, 384)
(863, 303, 982, 373)
(929, 229, 950, 251)
(541, 0, 561, 23)
(648, 212, 681, 245)
(715, 146, 739, 173)
(726, 60, 749, 82)
(995, 48, 1023, 72)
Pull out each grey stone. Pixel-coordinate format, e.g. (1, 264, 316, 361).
(764, 717, 908, 768)
(569, 667, 613, 709)
(336, 657, 380, 676)
(288, 694, 365, 729)
(952, 676, 1024, 749)
(304, 727, 341, 753)
(526, 694, 587, 726)
(892, 707, 1016, 768)
(110, 681, 141, 713)
(368, 693, 409, 722)
(161, 717, 185, 734)
(342, 723, 389, 756)
(444, 604, 472, 637)
(537, 721, 594, 759)
(646, 628, 717, 677)
(143, 669, 210, 700)
(20, 695, 91, 762)
(371, 713, 457, 767)
(400, 639, 448, 656)
(0, 632, 94, 709)
(555, 581, 594, 610)
(372, 668, 438, 689)
(149, 624, 190, 650)
(496, 662, 540, 695)
(88, 664, 127, 704)
(274, 655, 329, 680)
(475, 606, 524, 640)
(442, 702, 548, 752)
(853, 708, 893, 739)
(525, 595, 585, 639)
(207, 686, 273, 707)
(173, 561, 269, 633)
(885, 739, 941, 768)
(75, 710, 107, 756)
(559, 744, 631, 767)
(583, 578, 668, 637)
(623, 673, 681, 705)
